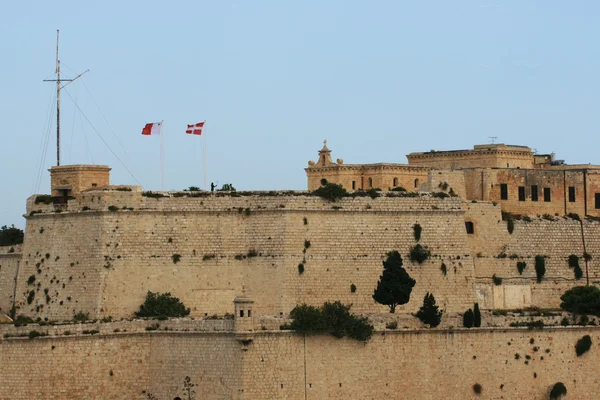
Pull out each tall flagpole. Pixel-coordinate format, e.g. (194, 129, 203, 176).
(160, 120, 165, 191)
(204, 124, 207, 190)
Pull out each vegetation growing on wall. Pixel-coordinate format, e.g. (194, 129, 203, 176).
(219, 183, 236, 191)
(575, 335, 592, 356)
(0, 225, 24, 246)
(135, 291, 190, 318)
(373, 251, 416, 313)
(34, 195, 53, 204)
(463, 308, 474, 328)
(415, 292, 443, 327)
(409, 244, 431, 264)
(312, 183, 348, 202)
(560, 286, 600, 316)
(492, 274, 502, 285)
(568, 254, 584, 280)
(517, 261, 527, 275)
(549, 382, 567, 399)
(535, 256, 546, 282)
(288, 301, 373, 341)
(413, 224, 422, 242)
(473, 303, 481, 327)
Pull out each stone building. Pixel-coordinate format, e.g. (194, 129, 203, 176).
(306, 141, 600, 217)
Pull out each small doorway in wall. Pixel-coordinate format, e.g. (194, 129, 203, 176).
(393, 177, 398, 187)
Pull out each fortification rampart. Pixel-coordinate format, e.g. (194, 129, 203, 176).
(0, 245, 21, 315)
(2, 324, 600, 399)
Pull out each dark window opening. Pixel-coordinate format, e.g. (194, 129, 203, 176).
(91, 183, 97, 187)
(518, 186, 525, 201)
(544, 187, 551, 202)
(531, 185, 538, 202)
(465, 221, 474, 234)
(393, 177, 398, 187)
(352, 181, 356, 190)
(500, 184, 508, 200)
(248, 310, 251, 317)
(240, 310, 244, 317)
(595, 193, 600, 209)
(414, 178, 419, 188)
(320, 178, 327, 186)
(568, 186, 576, 202)
(369, 178, 373, 188)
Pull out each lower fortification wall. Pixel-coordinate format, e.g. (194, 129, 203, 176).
(2, 326, 599, 399)
(0, 245, 21, 315)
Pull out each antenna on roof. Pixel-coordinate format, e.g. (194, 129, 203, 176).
(43, 29, 89, 166)
(488, 136, 497, 144)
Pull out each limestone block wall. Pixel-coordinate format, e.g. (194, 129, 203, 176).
(0, 245, 21, 314)
(17, 193, 476, 320)
(244, 327, 600, 400)
(0, 332, 241, 400)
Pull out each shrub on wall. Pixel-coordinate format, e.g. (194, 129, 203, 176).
(413, 224, 422, 242)
(298, 263, 305, 275)
(575, 335, 592, 356)
(415, 292, 443, 327)
(0, 225, 24, 246)
(560, 286, 600, 316)
(172, 254, 181, 264)
(568, 254, 583, 280)
(409, 244, 431, 264)
(372, 251, 416, 313)
(135, 291, 191, 318)
(549, 382, 567, 399)
(472, 383, 482, 395)
(492, 274, 502, 285)
(312, 183, 347, 202)
(535, 256, 546, 283)
(289, 301, 373, 341)
(517, 261, 527, 275)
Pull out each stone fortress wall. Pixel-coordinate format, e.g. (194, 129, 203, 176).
(0, 245, 21, 315)
(9, 188, 599, 323)
(2, 321, 600, 399)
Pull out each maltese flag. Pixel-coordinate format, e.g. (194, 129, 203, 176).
(141, 121, 163, 135)
(186, 121, 205, 135)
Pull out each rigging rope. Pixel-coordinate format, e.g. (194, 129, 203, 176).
(63, 88, 141, 185)
(32, 91, 56, 194)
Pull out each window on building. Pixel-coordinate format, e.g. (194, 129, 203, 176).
(369, 178, 373, 188)
(500, 184, 508, 200)
(595, 193, 600, 209)
(248, 310, 251, 317)
(544, 187, 551, 202)
(92, 183, 97, 187)
(414, 178, 419, 188)
(518, 186, 525, 201)
(568, 187, 576, 202)
(352, 181, 356, 190)
(531, 185, 538, 202)
(465, 221, 474, 234)
(240, 310, 244, 317)
(393, 177, 398, 187)
(320, 178, 328, 186)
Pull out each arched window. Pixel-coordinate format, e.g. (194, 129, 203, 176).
(320, 178, 328, 186)
(369, 178, 373, 188)
(393, 177, 398, 187)
(414, 178, 419, 188)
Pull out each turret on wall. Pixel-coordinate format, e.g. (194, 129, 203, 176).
(49, 165, 111, 197)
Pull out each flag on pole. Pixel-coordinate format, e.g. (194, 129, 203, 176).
(141, 122, 163, 135)
(186, 121, 205, 135)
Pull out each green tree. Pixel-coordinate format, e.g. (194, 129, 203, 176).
(219, 183, 236, 191)
(135, 291, 190, 318)
(0, 225, 24, 246)
(463, 309, 474, 328)
(473, 302, 481, 327)
(372, 251, 416, 313)
(560, 286, 600, 316)
(415, 292, 443, 327)
(312, 183, 348, 202)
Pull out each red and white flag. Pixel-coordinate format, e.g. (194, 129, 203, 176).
(141, 121, 163, 135)
(186, 121, 205, 135)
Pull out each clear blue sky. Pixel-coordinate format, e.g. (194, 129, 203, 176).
(2, 1, 600, 228)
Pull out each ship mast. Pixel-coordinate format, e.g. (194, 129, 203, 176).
(43, 30, 88, 166)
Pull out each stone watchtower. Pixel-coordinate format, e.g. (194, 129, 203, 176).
(49, 165, 111, 197)
(233, 294, 255, 333)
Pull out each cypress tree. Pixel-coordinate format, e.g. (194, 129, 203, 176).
(473, 302, 481, 327)
(463, 309, 474, 328)
(416, 292, 443, 327)
(372, 251, 416, 313)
